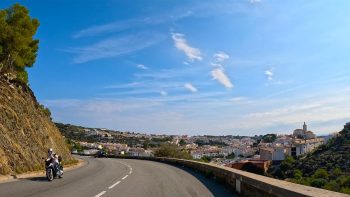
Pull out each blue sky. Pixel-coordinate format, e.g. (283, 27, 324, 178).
(2, 0, 350, 135)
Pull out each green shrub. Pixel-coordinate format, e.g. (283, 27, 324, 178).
(310, 178, 327, 188)
(313, 168, 329, 179)
(323, 180, 340, 191)
(154, 143, 192, 160)
(294, 169, 303, 180)
(338, 175, 350, 187)
(340, 187, 350, 194)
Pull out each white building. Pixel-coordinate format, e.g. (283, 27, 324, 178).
(241, 137, 256, 146)
(260, 144, 285, 161)
(291, 138, 324, 156)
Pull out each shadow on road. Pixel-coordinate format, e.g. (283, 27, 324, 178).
(22, 176, 48, 182)
(174, 164, 238, 197)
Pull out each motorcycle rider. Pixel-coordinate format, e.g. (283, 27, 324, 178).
(47, 148, 62, 175)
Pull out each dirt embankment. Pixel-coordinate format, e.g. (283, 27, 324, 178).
(0, 75, 74, 175)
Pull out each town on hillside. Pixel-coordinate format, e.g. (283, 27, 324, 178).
(56, 122, 341, 173)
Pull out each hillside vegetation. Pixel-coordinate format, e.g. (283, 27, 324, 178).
(270, 127, 350, 194)
(0, 76, 74, 174)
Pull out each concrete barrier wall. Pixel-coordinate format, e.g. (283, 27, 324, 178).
(110, 156, 349, 197)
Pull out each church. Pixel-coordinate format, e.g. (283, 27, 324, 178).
(293, 122, 316, 139)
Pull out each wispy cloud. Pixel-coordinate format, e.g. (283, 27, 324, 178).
(213, 52, 230, 62)
(73, 20, 138, 39)
(264, 68, 274, 81)
(134, 66, 206, 81)
(137, 64, 149, 70)
(229, 97, 250, 103)
(160, 91, 168, 96)
(211, 68, 234, 89)
(66, 32, 166, 63)
(73, 9, 193, 38)
(209, 51, 234, 89)
(171, 33, 202, 61)
(248, 0, 262, 4)
(73, 1, 263, 39)
(104, 82, 142, 89)
(184, 83, 198, 93)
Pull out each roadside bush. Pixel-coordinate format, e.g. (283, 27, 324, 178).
(340, 187, 350, 195)
(323, 180, 340, 191)
(294, 169, 303, 180)
(313, 168, 329, 179)
(310, 178, 327, 188)
(154, 143, 192, 160)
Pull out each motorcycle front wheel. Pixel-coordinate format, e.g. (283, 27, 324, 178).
(46, 168, 54, 181)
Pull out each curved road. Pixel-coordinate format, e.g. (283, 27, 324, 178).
(0, 156, 236, 197)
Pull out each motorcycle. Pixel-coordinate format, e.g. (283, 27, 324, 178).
(45, 156, 63, 181)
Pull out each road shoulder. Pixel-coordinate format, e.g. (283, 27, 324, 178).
(0, 156, 87, 184)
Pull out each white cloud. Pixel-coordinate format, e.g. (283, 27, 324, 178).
(66, 32, 165, 63)
(171, 33, 202, 61)
(213, 52, 230, 62)
(210, 62, 222, 67)
(160, 91, 168, 96)
(104, 82, 141, 89)
(183, 61, 190, 65)
(229, 97, 249, 103)
(184, 83, 198, 93)
(211, 68, 234, 88)
(265, 69, 274, 81)
(137, 64, 149, 70)
(248, 0, 262, 4)
(73, 9, 193, 38)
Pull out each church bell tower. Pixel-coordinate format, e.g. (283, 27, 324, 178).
(303, 122, 307, 132)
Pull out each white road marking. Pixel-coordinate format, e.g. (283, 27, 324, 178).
(108, 181, 121, 189)
(94, 191, 106, 197)
(115, 161, 133, 176)
(122, 175, 128, 180)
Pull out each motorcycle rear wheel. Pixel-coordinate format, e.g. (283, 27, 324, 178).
(58, 166, 63, 178)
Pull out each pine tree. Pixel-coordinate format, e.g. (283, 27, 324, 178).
(0, 3, 39, 84)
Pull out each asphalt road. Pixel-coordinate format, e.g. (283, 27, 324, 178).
(0, 156, 236, 197)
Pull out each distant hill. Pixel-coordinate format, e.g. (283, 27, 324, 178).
(270, 126, 350, 194)
(0, 75, 74, 175)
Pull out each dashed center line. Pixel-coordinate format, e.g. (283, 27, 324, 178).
(93, 161, 133, 196)
(94, 191, 106, 197)
(108, 181, 121, 189)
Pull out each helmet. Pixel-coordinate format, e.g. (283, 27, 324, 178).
(48, 148, 53, 153)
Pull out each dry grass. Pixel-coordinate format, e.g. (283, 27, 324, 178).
(0, 75, 74, 175)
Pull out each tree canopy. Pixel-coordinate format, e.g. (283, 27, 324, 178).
(262, 134, 277, 143)
(154, 143, 192, 160)
(0, 3, 39, 83)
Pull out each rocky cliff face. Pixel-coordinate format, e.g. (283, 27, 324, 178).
(0, 75, 73, 175)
